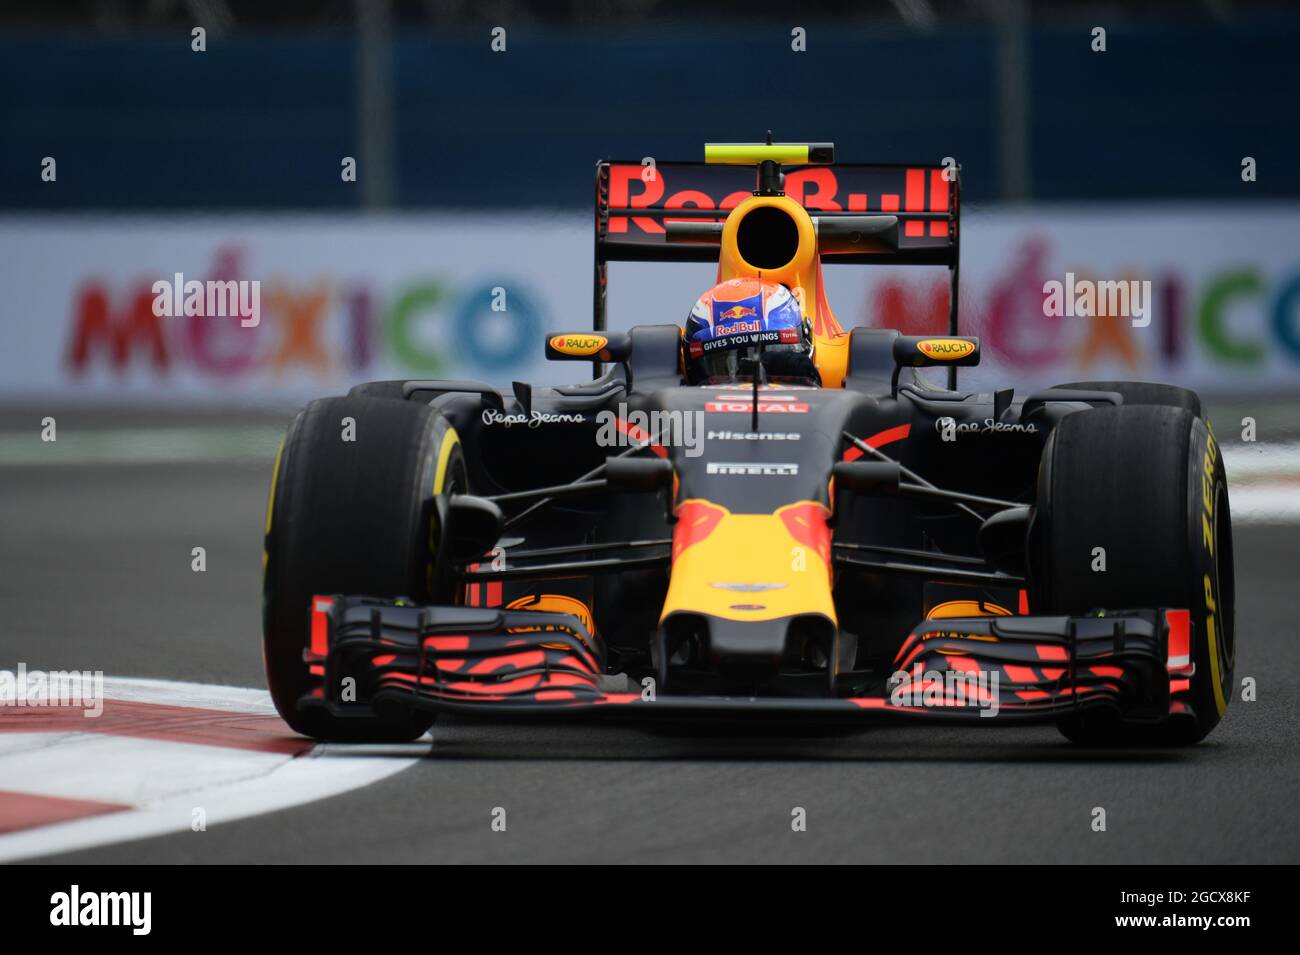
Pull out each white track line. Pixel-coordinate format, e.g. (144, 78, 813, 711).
(0, 677, 426, 862)
(96, 676, 278, 714)
(1223, 444, 1300, 523)
(1223, 442, 1300, 478)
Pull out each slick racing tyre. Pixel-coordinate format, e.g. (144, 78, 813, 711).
(263, 396, 467, 741)
(1050, 379, 1201, 419)
(1031, 404, 1235, 745)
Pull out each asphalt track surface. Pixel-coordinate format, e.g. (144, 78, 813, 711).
(1, 406, 1298, 864)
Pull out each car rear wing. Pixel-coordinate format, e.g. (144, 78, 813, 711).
(592, 157, 962, 345)
(596, 160, 958, 264)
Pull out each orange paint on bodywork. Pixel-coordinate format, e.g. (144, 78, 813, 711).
(662, 500, 836, 624)
(778, 501, 832, 567)
(672, 500, 727, 562)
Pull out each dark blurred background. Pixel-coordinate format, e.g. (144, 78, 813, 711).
(3, 0, 1298, 210)
(0, 1, 1296, 516)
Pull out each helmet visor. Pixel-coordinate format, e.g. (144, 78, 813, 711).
(690, 340, 818, 385)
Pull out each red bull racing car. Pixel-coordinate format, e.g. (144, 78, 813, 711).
(262, 140, 1235, 746)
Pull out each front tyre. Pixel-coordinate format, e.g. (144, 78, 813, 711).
(1031, 404, 1235, 745)
(262, 396, 466, 741)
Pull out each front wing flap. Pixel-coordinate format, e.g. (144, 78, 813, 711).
(299, 596, 1192, 725)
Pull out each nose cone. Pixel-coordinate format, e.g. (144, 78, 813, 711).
(659, 501, 838, 687)
(657, 610, 840, 691)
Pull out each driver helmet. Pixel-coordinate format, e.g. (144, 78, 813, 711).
(683, 278, 818, 385)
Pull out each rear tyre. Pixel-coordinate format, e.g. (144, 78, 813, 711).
(263, 396, 466, 741)
(1031, 405, 1234, 745)
(1050, 379, 1201, 419)
(347, 379, 410, 400)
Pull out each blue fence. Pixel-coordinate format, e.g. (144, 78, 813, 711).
(1, 18, 1296, 209)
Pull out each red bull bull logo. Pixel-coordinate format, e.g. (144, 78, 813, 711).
(717, 304, 758, 321)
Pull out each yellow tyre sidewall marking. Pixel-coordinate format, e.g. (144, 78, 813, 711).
(428, 424, 461, 591)
(1199, 423, 1228, 719)
(262, 436, 286, 576)
(433, 425, 461, 495)
(1205, 571, 1227, 717)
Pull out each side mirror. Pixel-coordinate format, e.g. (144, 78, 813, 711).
(441, 495, 504, 564)
(891, 336, 980, 368)
(978, 505, 1032, 576)
(606, 456, 674, 491)
(546, 331, 631, 363)
(832, 461, 901, 495)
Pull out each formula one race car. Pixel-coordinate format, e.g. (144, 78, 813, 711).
(262, 140, 1235, 746)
